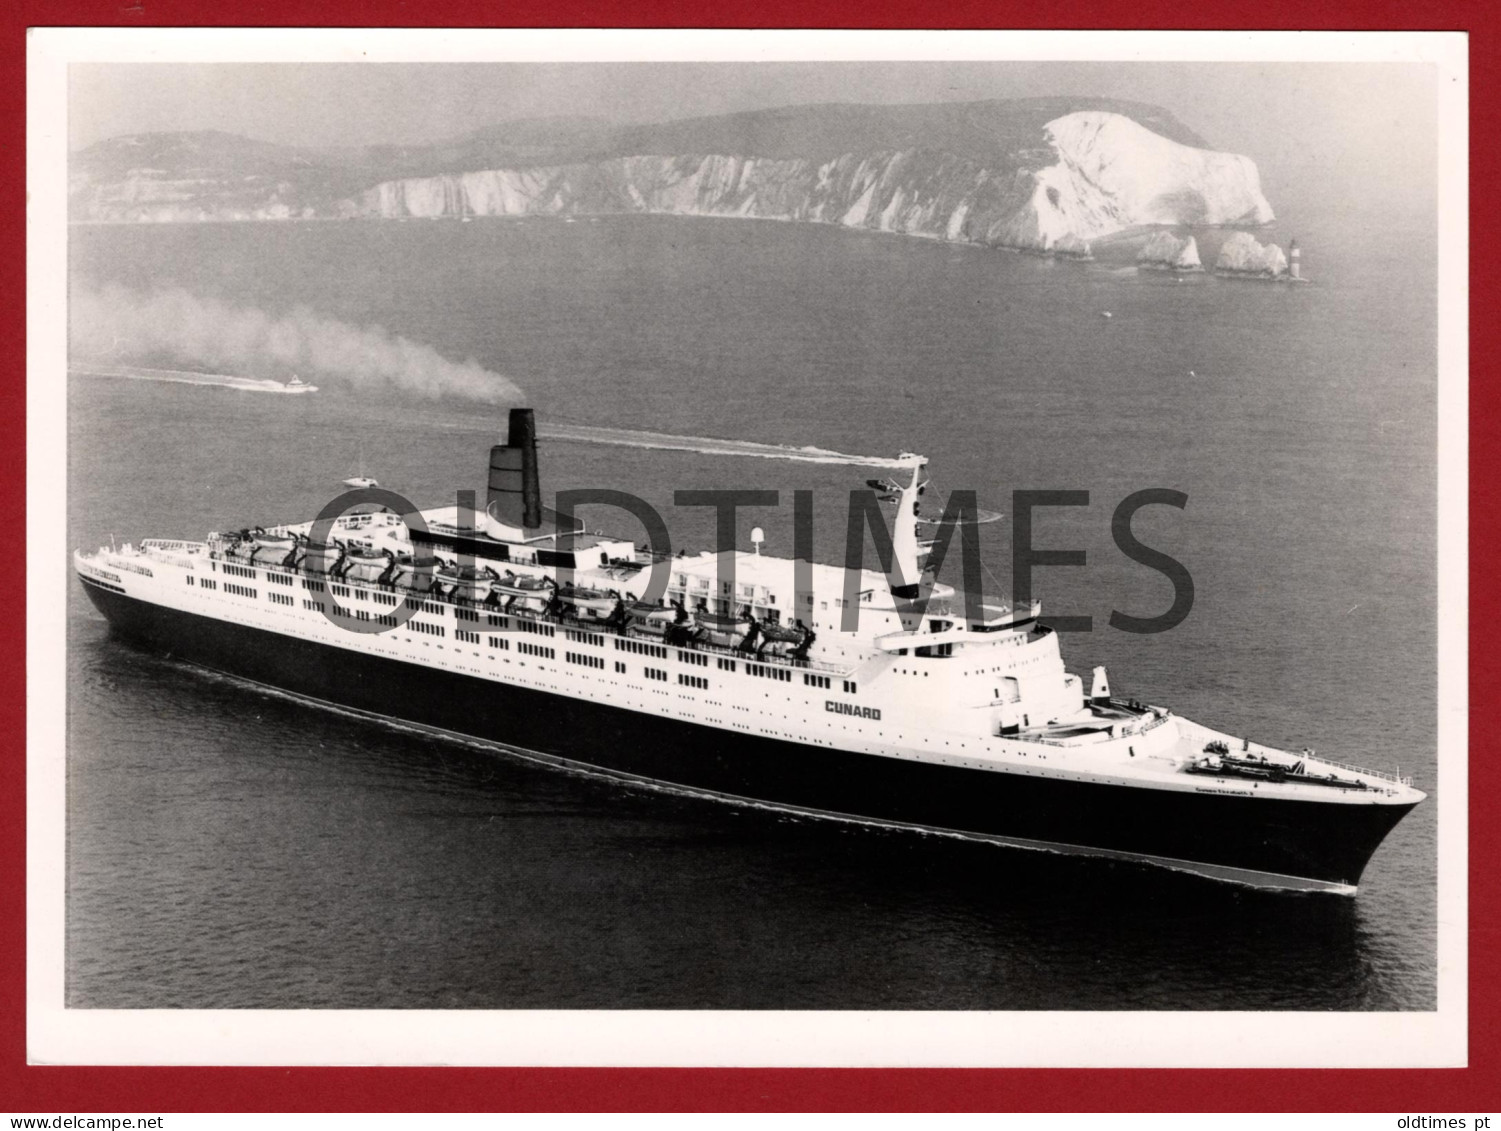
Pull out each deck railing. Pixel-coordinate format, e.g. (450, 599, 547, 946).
(1312, 757, 1414, 787)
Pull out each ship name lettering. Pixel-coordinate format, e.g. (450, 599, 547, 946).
(826, 700, 880, 721)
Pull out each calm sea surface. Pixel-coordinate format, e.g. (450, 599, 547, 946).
(66, 212, 1437, 1010)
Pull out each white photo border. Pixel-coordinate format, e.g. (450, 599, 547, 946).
(27, 27, 1470, 1067)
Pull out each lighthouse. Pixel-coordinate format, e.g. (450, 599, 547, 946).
(1289, 238, 1302, 280)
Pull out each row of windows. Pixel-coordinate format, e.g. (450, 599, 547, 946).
(199, 578, 216, 590)
(373, 592, 398, 606)
(222, 563, 256, 579)
(302, 579, 326, 593)
(678, 674, 708, 689)
(269, 591, 294, 606)
(331, 584, 351, 599)
(456, 607, 479, 622)
(617, 639, 666, 659)
(195, 572, 864, 698)
(747, 662, 792, 683)
(268, 572, 294, 586)
(487, 614, 508, 628)
(566, 651, 606, 670)
(519, 642, 554, 659)
(404, 598, 444, 615)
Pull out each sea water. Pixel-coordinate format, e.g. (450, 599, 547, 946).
(65, 212, 1437, 1010)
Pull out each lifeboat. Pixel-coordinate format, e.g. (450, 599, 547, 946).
(626, 602, 678, 638)
(556, 585, 618, 622)
(439, 563, 497, 603)
(342, 547, 391, 584)
(755, 620, 814, 659)
(398, 555, 443, 593)
(493, 571, 555, 611)
(697, 610, 755, 649)
(301, 540, 344, 575)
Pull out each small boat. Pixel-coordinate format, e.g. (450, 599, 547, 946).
(252, 529, 296, 551)
(492, 571, 555, 611)
(556, 584, 619, 621)
(755, 619, 815, 660)
(626, 602, 678, 637)
(697, 610, 755, 649)
(439, 564, 497, 603)
(342, 444, 378, 489)
(300, 540, 344, 575)
(341, 547, 391, 583)
(283, 375, 318, 394)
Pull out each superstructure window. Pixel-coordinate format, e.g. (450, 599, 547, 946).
(615, 639, 666, 659)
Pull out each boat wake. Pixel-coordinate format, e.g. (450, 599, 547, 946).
(540, 421, 915, 469)
(70, 363, 316, 395)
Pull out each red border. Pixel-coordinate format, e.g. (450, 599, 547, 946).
(8, 2, 1492, 1113)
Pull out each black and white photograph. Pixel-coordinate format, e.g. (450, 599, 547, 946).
(28, 30, 1466, 1066)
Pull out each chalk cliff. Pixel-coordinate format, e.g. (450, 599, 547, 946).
(70, 102, 1276, 253)
(1137, 232, 1204, 271)
(335, 112, 1273, 254)
(1215, 231, 1289, 277)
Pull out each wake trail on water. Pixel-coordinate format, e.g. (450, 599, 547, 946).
(540, 421, 917, 469)
(70, 363, 306, 394)
(68, 280, 524, 405)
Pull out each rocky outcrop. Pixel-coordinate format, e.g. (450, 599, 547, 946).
(1137, 232, 1203, 271)
(1214, 231, 1289, 277)
(70, 104, 1277, 255)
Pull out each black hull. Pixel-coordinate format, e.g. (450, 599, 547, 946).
(80, 579, 1416, 891)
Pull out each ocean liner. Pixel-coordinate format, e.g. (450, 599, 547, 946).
(74, 409, 1423, 894)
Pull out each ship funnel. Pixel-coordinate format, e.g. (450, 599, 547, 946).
(486, 408, 543, 533)
(888, 457, 927, 600)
